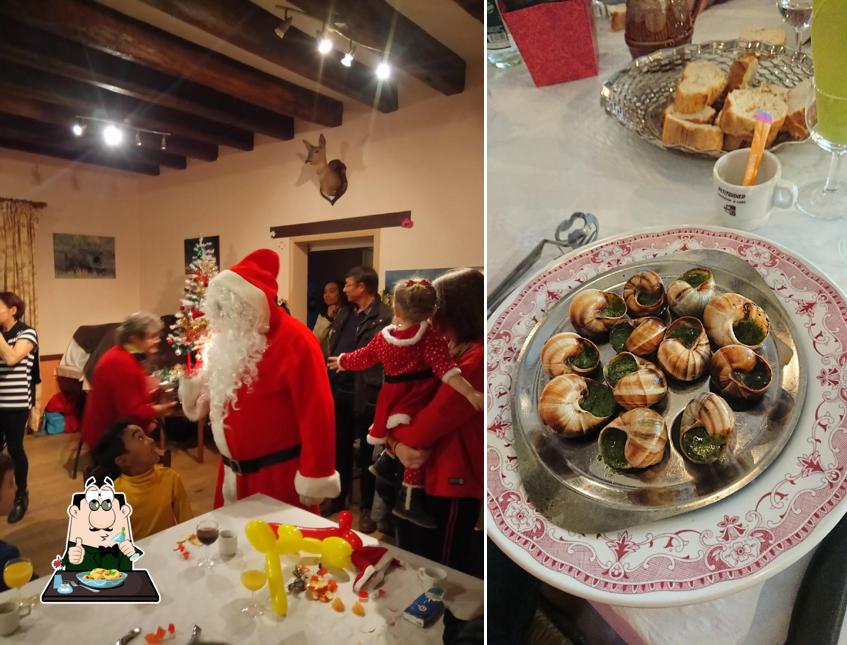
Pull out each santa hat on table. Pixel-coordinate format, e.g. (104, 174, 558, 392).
(352, 546, 396, 593)
(207, 248, 281, 331)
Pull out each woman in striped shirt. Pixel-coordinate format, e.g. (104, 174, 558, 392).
(0, 292, 37, 524)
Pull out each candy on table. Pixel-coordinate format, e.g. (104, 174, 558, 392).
(352, 601, 366, 617)
(331, 597, 345, 612)
(357, 590, 369, 601)
(144, 624, 175, 643)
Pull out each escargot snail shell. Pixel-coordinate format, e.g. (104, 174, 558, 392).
(667, 267, 716, 318)
(598, 407, 668, 469)
(625, 317, 667, 357)
(657, 316, 712, 381)
(569, 289, 627, 337)
(540, 332, 600, 377)
(538, 374, 615, 437)
(710, 344, 773, 400)
(623, 271, 667, 317)
(703, 293, 770, 349)
(605, 353, 668, 410)
(679, 392, 735, 464)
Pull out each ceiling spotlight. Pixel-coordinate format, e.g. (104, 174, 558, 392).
(160, 134, 167, 151)
(376, 62, 391, 80)
(135, 131, 142, 147)
(317, 35, 333, 54)
(274, 9, 293, 39)
(341, 41, 354, 67)
(71, 122, 85, 136)
(102, 124, 123, 147)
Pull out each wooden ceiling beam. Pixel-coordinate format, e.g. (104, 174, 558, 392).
(0, 62, 254, 150)
(289, 0, 466, 95)
(137, 0, 398, 113)
(0, 94, 218, 162)
(0, 136, 160, 176)
(0, 20, 294, 141)
(0, 0, 343, 127)
(452, 0, 484, 22)
(0, 113, 187, 170)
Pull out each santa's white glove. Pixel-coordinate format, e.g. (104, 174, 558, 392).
(179, 374, 209, 421)
(299, 495, 323, 507)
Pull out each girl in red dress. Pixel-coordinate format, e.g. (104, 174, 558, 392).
(329, 279, 483, 527)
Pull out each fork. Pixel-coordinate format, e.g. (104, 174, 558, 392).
(70, 580, 100, 592)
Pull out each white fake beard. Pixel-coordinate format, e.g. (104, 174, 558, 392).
(202, 284, 268, 432)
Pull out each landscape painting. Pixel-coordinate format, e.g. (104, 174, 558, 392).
(53, 233, 116, 279)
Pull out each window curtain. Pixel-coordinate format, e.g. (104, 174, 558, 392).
(0, 197, 43, 331)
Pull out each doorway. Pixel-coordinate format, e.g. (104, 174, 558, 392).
(306, 245, 372, 328)
(287, 230, 380, 324)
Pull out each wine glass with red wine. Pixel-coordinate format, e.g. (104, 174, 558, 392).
(196, 519, 219, 568)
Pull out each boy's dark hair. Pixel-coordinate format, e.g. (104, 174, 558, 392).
(90, 419, 134, 483)
(345, 266, 379, 295)
(0, 453, 13, 482)
(0, 292, 25, 321)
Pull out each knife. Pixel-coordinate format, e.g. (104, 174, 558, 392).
(113, 626, 141, 645)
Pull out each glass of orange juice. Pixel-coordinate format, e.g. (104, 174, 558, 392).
(240, 568, 267, 618)
(3, 558, 33, 609)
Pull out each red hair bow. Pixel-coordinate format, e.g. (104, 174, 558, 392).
(405, 278, 432, 288)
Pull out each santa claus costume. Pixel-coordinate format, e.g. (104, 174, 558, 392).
(180, 249, 340, 510)
(337, 320, 460, 491)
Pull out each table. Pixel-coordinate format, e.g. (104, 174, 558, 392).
(488, 1, 847, 643)
(1, 494, 483, 644)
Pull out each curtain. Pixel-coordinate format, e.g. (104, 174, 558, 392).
(0, 198, 43, 331)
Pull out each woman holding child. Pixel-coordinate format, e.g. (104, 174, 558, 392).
(383, 269, 484, 579)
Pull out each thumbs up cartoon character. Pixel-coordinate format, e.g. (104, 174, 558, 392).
(60, 477, 142, 571)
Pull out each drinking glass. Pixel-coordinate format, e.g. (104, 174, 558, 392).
(795, 1, 847, 259)
(3, 558, 33, 608)
(240, 568, 267, 618)
(195, 519, 219, 568)
(777, 0, 812, 51)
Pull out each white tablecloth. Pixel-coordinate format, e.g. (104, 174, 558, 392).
(488, 1, 847, 643)
(0, 494, 483, 644)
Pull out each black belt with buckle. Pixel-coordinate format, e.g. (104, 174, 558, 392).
(384, 369, 434, 384)
(222, 444, 301, 475)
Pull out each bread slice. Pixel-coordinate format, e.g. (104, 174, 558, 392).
(740, 28, 787, 47)
(664, 103, 717, 125)
(759, 83, 789, 101)
(723, 134, 751, 151)
(609, 5, 625, 32)
(716, 88, 788, 146)
(727, 54, 759, 93)
(662, 112, 724, 152)
(674, 61, 728, 113)
(783, 79, 810, 140)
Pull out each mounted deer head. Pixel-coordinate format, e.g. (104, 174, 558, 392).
(302, 133, 348, 206)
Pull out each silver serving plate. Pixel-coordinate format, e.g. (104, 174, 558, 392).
(512, 250, 807, 532)
(600, 40, 814, 159)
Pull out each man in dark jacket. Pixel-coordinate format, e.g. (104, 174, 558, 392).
(325, 266, 392, 533)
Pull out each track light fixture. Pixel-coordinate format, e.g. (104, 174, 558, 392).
(103, 124, 123, 147)
(135, 131, 142, 146)
(274, 5, 305, 40)
(71, 122, 85, 137)
(72, 116, 170, 150)
(160, 134, 167, 151)
(376, 61, 391, 80)
(341, 41, 354, 67)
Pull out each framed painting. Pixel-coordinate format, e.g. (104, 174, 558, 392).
(53, 233, 116, 279)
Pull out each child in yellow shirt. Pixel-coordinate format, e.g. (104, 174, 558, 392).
(92, 419, 193, 540)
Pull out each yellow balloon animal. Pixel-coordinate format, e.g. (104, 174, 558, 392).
(245, 520, 354, 616)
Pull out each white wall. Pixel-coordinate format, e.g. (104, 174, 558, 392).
(0, 150, 141, 355)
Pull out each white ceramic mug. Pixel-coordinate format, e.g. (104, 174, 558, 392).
(219, 529, 237, 558)
(417, 566, 447, 591)
(0, 601, 30, 636)
(713, 149, 798, 231)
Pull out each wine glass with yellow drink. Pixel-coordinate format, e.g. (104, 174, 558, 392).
(241, 568, 267, 618)
(796, 0, 847, 252)
(3, 558, 33, 609)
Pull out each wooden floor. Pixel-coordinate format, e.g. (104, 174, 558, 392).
(4, 431, 388, 574)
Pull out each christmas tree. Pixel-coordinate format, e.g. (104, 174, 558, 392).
(167, 238, 218, 374)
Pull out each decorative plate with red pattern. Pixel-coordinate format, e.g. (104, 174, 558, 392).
(487, 227, 847, 606)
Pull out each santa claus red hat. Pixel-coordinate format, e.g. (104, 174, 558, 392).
(208, 249, 280, 329)
(351, 545, 395, 593)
